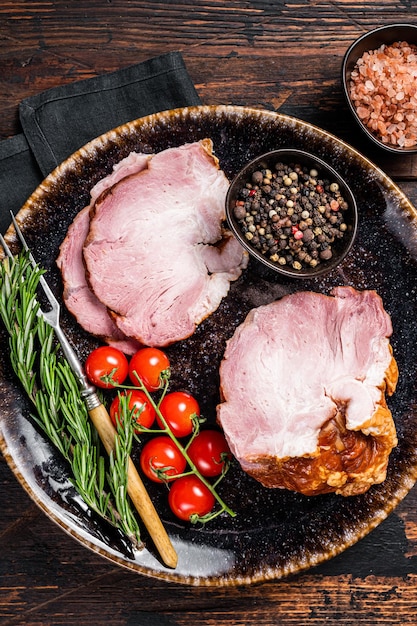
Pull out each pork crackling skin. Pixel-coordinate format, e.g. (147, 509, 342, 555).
(217, 286, 399, 497)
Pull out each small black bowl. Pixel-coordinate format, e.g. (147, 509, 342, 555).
(342, 23, 417, 154)
(225, 149, 358, 279)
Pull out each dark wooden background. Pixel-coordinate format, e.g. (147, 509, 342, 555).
(2, 2, 417, 624)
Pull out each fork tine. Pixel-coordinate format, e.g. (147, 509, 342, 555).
(9, 211, 59, 310)
(0, 233, 13, 260)
(10, 212, 38, 268)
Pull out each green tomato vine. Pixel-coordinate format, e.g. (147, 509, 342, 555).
(110, 376, 236, 524)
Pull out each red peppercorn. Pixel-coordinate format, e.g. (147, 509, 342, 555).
(316, 184, 324, 193)
(249, 189, 256, 196)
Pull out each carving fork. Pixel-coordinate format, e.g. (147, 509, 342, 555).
(1, 213, 178, 569)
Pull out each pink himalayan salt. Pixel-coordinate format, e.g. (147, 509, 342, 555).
(349, 40, 417, 148)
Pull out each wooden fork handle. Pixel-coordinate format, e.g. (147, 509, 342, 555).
(88, 403, 178, 569)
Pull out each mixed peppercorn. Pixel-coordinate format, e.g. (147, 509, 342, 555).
(233, 160, 350, 271)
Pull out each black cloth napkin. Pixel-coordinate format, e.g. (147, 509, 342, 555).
(0, 51, 201, 234)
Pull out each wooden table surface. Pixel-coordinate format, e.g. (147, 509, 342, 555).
(2, 2, 417, 624)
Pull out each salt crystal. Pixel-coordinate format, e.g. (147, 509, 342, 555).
(357, 106, 369, 120)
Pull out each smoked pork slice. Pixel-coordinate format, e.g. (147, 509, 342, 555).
(217, 287, 398, 496)
(57, 152, 150, 353)
(83, 140, 248, 346)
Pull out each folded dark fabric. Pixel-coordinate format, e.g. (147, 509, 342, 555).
(0, 134, 43, 234)
(0, 51, 201, 233)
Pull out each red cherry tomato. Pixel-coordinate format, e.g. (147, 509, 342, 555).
(168, 475, 215, 521)
(140, 436, 186, 483)
(128, 347, 170, 391)
(109, 390, 156, 432)
(85, 346, 128, 389)
(157, 391, 200, 437)
(187, 430, 232, 477)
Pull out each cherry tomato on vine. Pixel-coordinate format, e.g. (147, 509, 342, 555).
(128, 347, 170, 391)
(109, 390, 156, 432)
(140, 436, 186, 483)
(168, 475, 215, 522)
(85, 346, 128, 388)
(187, 430, 232, 477)
(157, 391, 200, 437)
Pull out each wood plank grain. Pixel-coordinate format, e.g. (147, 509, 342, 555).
(1, 2, 417, 179)
(1, 2, 417, 624)
(2, 450, 417, 625)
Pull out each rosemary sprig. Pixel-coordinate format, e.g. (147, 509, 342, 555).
(0, 252, 141, 549)
(107, 395, 142, 537)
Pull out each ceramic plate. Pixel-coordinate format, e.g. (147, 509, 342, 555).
(1, 105, 417, 586)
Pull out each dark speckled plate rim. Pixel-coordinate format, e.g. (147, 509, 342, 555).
(1, 104, 417, 586)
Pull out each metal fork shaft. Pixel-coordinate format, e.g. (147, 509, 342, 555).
(2, 216, 178, 569)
